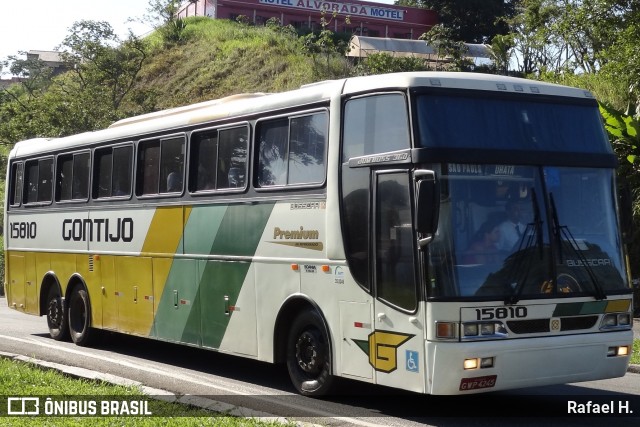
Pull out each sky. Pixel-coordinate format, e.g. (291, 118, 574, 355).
(0, 0, 153, 68)
(0, 0, 396, 76)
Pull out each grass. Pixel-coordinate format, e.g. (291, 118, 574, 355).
(127, 16, 355, 114)
(0, 358, 287, 426)
(130, 17, 329, 113)
(632, 338, 640, 365)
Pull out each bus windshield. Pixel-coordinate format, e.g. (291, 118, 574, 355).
(427, 164, 628, 300)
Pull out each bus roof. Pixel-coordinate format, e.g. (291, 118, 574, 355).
(341, 72, 594, 99)
(9, 72, 595, 159)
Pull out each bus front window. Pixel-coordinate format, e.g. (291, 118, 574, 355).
(427, 164, 628, 300)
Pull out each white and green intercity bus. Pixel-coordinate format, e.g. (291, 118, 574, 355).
(4, 72, 634, 396)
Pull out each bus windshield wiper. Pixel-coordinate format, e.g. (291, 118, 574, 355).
(549, 193, 607, 301)
(505, 188, 544, 305)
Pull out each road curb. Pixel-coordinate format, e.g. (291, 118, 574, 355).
(0, 348, 637, 424)
(0, 351, 302, 425)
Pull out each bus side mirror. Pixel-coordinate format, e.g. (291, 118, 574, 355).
(415, 170, 439, 248)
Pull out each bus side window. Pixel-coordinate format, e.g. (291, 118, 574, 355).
(137, 140, 160, 195)
(289, 113, 327, 185)
(9, 162, 23, 207)
(56, 155, 73, 201)
(190, 130, 218, 192)
(94, 145, 132, 198)
(112, 146, 132, 197)
(342, 93, 410, 162)
(218, 126, 248, 189)
(25, 161, 39, 204)
(24, 158, 53, 204)
(94, 147, 113, 198)
(137, 136, 185, 195)
(257, 118, 288, 187)
(256, 112, 327, 187)
(38, 158, 53, 203)
(57, 152, 90, 202)
(160, 136, 185, 193)
(72, 153, 90, 200)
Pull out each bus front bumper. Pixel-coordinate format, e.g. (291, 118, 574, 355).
(426, 330, 633, 395)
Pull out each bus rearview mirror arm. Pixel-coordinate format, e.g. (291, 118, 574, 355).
(415, 169, 439, 249)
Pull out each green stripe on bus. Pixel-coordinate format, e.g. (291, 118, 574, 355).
(553, 301, 608, 317)
(152, 202, 275, 348)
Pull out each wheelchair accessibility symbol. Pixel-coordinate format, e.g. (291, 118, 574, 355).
(406, 350, 419, 373)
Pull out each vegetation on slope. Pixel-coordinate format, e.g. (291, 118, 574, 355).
(130, 17, 337, 112)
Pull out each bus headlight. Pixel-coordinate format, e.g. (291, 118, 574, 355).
(607, 346, 630, 357)
(617, 313, 631, 326)
(600, 313, 632, 330)
(462, 322, 507, 340)
(480, 323, 495, 336)
(463, 357, 495, 370)
(463, 323, 478, 337)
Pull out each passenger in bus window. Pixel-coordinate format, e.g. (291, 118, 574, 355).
(497, 200, 526, 251)
(228, 168, 242, 187)
(197, 163, 215, 190)
(112, 178, 128, 196)
(463, 217, 502, 264)
(167, 171, 182, 192)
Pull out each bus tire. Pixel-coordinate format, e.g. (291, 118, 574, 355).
(46, 286, 70, 341)
(286, 310, 334, 396)
(68, 287, 95, 347)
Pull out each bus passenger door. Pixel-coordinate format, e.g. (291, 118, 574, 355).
(7, 255, 26, 311)
(115, 256, 154, 335)
(372, 170, 426, 393)
(25, 254, 39, 314)
(99, 255, 118, 331)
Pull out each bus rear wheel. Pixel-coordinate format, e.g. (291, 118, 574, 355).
(68, 287, 95, 346)
(286, 310, 334, 396)
(46, 287, 69, 341)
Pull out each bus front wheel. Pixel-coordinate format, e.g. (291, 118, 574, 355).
(46, 287, 69, 341)
(286, 310, 334, 396)
(68, 287, 95, 346)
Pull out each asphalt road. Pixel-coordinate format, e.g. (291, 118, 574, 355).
(0, 297, 638, 426)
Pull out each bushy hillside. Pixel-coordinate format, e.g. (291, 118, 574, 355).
(128, 17, 348, 112)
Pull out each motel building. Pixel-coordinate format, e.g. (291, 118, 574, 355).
(178, 0, 438, 39)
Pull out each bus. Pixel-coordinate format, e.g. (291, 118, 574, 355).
(4, 72, 634, 396)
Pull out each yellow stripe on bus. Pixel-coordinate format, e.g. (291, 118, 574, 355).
(141, 206, 192, 255)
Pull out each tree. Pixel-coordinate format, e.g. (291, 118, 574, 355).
(489, 34, 515, 75)
(301, 11, 351, 79)
(355, 53, 427, 75)
(600, 104, 640, 276)
(397, 0, 519, 43)
(0, 19, 148, 145)
(57, 20, 147, 113)
(2, 52, 53, 100)
(145, 0, 189, 44)
(507, 0, 634, 76)
(419, 24, 470, 71)
(599, 4, 640, 117)
(146, 0, 182, 27)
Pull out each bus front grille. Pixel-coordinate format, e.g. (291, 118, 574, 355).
(507, 315, 599, 334)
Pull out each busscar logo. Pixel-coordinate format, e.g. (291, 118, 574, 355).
(353, 330, 414, 373)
